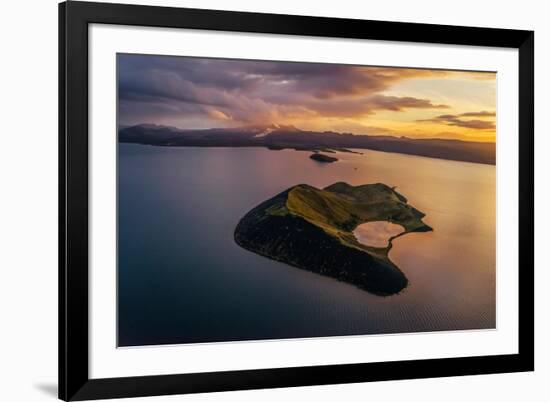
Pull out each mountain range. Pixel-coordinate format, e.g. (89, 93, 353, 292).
(119, 123, 496, 165)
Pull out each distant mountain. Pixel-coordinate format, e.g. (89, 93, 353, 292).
(119, 124, 496, 165)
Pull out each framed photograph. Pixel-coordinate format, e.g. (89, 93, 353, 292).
(59, 1, 534, 400)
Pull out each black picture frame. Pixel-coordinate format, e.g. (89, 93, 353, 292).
(59, 1, 534, 400)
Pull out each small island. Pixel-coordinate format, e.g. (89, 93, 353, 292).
(119, 124, 496, 165)
(234, 182, 432, 295)
(310, 153, 338, 163)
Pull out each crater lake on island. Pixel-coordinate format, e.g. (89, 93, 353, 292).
(117, 143, 496, 347)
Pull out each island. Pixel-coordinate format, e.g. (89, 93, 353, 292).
(310, 153, 338, 163)
(119, 123, 496, 165)
(234, 182, 432, 295)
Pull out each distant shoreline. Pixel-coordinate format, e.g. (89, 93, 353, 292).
(120, 141, 496, 166)
(119, 124, 496, 165)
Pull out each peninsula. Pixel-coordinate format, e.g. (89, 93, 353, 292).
(234, 182, 432, 296)
(119, 124, 496, 165)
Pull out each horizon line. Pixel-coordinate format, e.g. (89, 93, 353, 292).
(118, 122, 497, 144)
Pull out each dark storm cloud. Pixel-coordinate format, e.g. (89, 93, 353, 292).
(117, 54, 452, 126)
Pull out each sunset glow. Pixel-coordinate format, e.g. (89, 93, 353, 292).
(118, 54, 496, 142)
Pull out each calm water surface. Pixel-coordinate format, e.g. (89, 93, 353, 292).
(354, 221, 404, 248)
(118, 144, 496, 346)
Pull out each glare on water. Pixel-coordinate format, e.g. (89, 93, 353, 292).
(118, 144, 496, 346)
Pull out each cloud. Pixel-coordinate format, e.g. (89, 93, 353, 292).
(365, 95, 448, 111)
(301, 95, 449, 120)
(417, 112, 496, 130)
(117, 54, 482, 129)
(447, 119, 495, 129)
(458, 111, 496, 117)
(207, 109, 233, 120)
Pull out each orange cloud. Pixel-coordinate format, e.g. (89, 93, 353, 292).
(118, 54, 496, 142)
(417, 112, 496, 130)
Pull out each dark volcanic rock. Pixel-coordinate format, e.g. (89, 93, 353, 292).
(309, 153, 338, 163)
(234, 183, 432, 295)
(119, 123, 496, 165)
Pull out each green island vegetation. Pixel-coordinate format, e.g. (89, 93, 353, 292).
(310, 153, 338, 163)
(234, 182, 432, 295)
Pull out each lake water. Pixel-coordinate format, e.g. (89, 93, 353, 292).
(118, 144, 496, 346)
(354, 221, 404, 248)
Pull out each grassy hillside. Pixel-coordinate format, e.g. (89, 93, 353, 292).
(234, 182, 432, 295)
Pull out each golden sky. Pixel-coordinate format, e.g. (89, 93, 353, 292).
(119, 54, 496, 143)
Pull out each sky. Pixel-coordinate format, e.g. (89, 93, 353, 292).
(118, 54, 496, 142)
